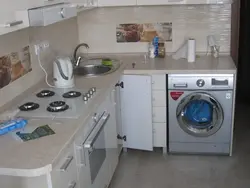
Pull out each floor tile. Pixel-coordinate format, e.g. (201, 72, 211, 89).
(110, 104, 250, 188)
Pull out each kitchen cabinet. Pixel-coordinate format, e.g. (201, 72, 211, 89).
(151, 74, 167, 152)
(65, 0, 98, 10)
(137, 0, 185, 5)
(98, 0, 136, 7)
(120, 75, 153, 151)
(115, 81, 124, 155)
(2, 0, 64, 11)
(0, 10, 29, 36)
(74, 88, 118, 188)
(51, 144, 78, 188)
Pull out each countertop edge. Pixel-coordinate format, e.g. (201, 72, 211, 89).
(0, 164, 52, 177)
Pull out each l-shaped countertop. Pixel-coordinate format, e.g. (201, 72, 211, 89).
(0, 54, 237, 177)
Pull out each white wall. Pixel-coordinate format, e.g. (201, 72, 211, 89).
(0, 18, 79, 107)
(77, 5, 231, 54)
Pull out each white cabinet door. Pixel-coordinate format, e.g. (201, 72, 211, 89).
(115, 81, 123, 155)
(98, 0, 136, 7)
(121, 75, 153, 151)
(0, 11, 29, 36)
(51, 144, 78, 188)
(4, 0, 64, 10)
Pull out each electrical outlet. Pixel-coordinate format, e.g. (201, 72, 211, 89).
(34, 41, 50, 55)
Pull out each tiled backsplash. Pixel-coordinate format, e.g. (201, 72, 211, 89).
(77, 5, 231, 53)
(0, 18, 78, 107)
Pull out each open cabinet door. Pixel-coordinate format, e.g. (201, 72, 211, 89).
(120, 75, 153, 151)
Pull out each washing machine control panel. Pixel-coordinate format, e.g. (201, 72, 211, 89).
(168, 74, 234, 90)
(196, 79, 205, 87)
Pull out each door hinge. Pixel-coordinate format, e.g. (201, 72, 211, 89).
(115, 82, 124, 88)
(117, 134, 126, 141)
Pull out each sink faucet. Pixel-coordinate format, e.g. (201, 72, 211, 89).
(73, 43, 89, 66)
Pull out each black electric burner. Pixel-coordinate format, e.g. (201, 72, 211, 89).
(63, 91, 81, 98)
(47, 101, 69, 112)
(36, 90, 55, 98)
(19, 102, 40, 111)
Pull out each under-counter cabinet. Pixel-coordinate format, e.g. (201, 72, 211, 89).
(120, 74, 167, 152)
(0, 143, 78, 188)
(51, 144, 78, 188)
(98, 0, 136, 7)
(74, 87, 118, 188)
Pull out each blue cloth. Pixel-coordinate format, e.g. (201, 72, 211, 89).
(184, 100, 212, 125)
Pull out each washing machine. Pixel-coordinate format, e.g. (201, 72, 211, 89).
(168, 74, 235, 155)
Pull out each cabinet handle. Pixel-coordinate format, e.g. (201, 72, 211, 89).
(0, 20, 23, 28)
(60, 8, 65, 18)
(68, 181, 77, 188)
(92, 112, 99, 122)
(60, 156, 73, 172)
(115, 82, 124, 88)
(117, 134, 127, 141)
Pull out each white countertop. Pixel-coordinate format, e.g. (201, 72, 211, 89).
(0, 54, 237, 177)
(118, 54, 236, 74)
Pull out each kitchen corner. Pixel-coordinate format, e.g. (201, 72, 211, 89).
(0, 53, 236, 172)
(0, 0, 241, 187)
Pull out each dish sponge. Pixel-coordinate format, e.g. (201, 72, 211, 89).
(102, 58, 113, 66)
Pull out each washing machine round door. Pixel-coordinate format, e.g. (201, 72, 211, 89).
(176, 92, 224, 137)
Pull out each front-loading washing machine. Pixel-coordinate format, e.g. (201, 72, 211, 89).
(168, 74, 235, 155)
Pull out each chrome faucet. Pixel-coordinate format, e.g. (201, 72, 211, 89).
(73, 43, 89, 66)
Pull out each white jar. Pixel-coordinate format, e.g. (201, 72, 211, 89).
(148, 43, 155, 58)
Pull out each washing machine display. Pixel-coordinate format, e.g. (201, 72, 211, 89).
(176, 92, 224, 137)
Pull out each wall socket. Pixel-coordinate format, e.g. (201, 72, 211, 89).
(34, 41, 50, 55)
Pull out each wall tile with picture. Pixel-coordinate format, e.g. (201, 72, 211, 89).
(0, 46, 31, 89)
(116, 22, 172, 43)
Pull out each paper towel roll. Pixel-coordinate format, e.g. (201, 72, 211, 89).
(187, 39, 196, 63)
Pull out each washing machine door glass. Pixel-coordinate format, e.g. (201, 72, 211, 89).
(176, 92, 224, 137)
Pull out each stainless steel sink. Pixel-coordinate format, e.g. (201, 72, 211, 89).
(73, 58, 120, 77)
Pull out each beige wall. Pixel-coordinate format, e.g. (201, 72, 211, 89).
(77, 5, 231, 54)
(0, 18, 79, 107)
